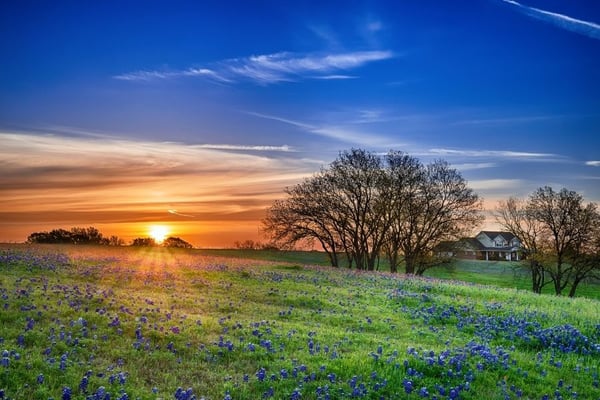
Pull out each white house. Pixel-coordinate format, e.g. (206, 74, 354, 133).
(474, 231, 521, 261)
(439, 231, 522, 261)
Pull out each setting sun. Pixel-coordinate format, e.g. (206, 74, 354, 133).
(149, 225, 169, 243)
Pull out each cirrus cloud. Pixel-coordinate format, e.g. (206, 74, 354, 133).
(114, 50, 394, 85)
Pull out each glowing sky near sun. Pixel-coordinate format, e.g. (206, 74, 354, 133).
(0, 1, 598, 247)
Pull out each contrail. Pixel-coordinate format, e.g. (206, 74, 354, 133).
(501, 0, 600, 40)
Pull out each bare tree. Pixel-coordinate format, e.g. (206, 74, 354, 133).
(264, 149, 483, 274)
(528, 187, 598, 296)
(382, 151, 425, 273)
(263, 174, 344, 267)
(497, 187, 599, 297)
(569, 222, 600, 297)
(392, 159, 483, 275)
(325, 149, 389, 271)
(496, 197, 547, 293)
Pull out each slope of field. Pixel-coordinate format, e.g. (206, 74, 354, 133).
(0, 245, 599, 399)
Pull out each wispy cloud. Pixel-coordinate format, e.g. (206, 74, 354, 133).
(469, 179, 525, 191)
(243, 111, 314, 130)
(245, 111, 393, 145)
(452, 114, 561, 126)
(114, 67, 232, 83)
(453, 163, 497, 171)
(366, 20, 384, 33)
(114, 50, 394, 84)
(167, 209, 196, 218)
(193, 144, 294, 152)
(500, 0, 600, 40)
(307, 24, 341, 48)
(313, 74, 358, 80)
(427, 148, 558, 160)
(586, 161, 600, 167)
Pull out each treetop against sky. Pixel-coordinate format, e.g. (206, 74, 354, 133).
(0, 1, 598, 246)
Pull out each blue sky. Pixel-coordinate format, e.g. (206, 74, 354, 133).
(1, 1, 599, 246)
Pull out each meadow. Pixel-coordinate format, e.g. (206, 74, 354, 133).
(0, 245, 598, 400)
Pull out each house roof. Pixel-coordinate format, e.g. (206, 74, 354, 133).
(436, 231, 522, 255)
(479, 231, 517, 242)
(458, 237, 485, 250)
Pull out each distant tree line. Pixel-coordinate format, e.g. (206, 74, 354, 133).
(131, 236, 193, 248)
(496, 187, 600, 297)
(27, 227, 193, 248)
(233, 239, 279, 250)
(263, 149, 483, 274)
(27, 227, 124, 246)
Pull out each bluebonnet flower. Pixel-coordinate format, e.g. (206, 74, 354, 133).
(403, 379, 413, 394)
(174, 387, 196, 400)
(290, 388, 302, 399)
(256, 367, 266, 382)
(262, 387, 274, 398)
(79, 375, 89, 393)
(62, 386, 72, 400)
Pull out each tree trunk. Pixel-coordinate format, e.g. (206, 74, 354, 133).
(553, 266, 563, 295)
(530, 261, 544, 294)
(328, 250, 339, 267)
(405, 255, 416, 275)
(568, 277, 583, 298)
(388, 251, 398, 273)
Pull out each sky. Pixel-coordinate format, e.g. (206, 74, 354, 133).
(1, 0, 599, 247)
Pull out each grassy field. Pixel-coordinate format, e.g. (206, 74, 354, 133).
(0, 244, 599, 399)
(198, 249, 600, 300)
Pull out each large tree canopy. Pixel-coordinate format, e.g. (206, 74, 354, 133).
(263, 149, 483, 274)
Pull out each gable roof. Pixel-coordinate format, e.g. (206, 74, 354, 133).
(479, 231, 516, 242)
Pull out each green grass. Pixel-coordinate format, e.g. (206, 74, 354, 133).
(200, 249, 600, 300)
(198, 248, 332, 266)
(423, 259, 600, 300)
(0, 244, 599, 400)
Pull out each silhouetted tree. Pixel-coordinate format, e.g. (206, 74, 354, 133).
(529, 187, 599, 296)
(163, 236, 193, 248)
(27, 226, 112, 245)
(396, 159, 483, 275)
(264, 174, 345, 266)
(70, 227, 107, 245)
(131, 237, 157, 246)
(496, 197, 547, 293)
(108, 235, 125, 246)
(263, 149, 483, 274)
(497, 187, 599, 297)
(234, 239, 260, 250)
